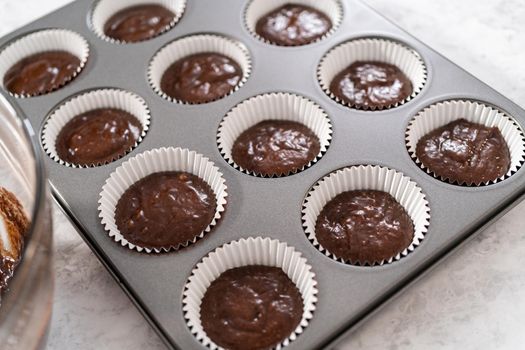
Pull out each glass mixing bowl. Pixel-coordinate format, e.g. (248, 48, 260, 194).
(0, 91, 53, 349)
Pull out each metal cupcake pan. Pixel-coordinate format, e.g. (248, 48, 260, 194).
(1, 0, 525, 349)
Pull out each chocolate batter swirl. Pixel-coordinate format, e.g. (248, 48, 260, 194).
(330, 61, 413, 109)
(55, 108, 142, 166)
(416, 119, 511, 185)
(4, 51, 81, 96)
(255, 4, 332, 46)
(315, 190, 414, 264)
(231, 120, 320, 176)
(115, 172, 216, 249)
(200, 265, 303, 350)
(160, 52, 243, 104)
(103, 4, 175, 43)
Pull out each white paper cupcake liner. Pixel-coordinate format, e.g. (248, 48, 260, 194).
(41, 88, 151, 168)
(217, 92, 332, 177)
(406, 99, 525, 186)
(148, 34, 252, 104)
(183, 237, 318, 350)
(90, 0, 187, 44)
(302, 165, 430, 266)
(244, 0, 343, 46)
(0, 29, 89, 98)
(317, 37, 427, 110)
(98, 147, 228, 253)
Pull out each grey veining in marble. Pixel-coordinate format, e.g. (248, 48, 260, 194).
(0, 0, 523, 349)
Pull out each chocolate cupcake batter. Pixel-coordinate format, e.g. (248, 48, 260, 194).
(0, 187, 30, 294)
(315, 190, 414, 264)
(103, 4, 175, 43)
(200, 265, 303, 350)
(4, 51, 81, 96)
(115, 172, 216, 249)
(231, 120, 320, 176)
(416, 119, 511, 185)
(330, 61, 413, 109)
(160, 52, 243, 104)
(255, 4, 332, 46)
(55, 108, 142, 166)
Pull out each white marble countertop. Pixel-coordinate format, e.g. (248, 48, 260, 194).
(1, 0, 524, 349)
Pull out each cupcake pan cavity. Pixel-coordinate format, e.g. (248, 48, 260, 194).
(183, 237, 318, 350)
(0, 28, 89, 98)
(4, 0, 525, 349)
(302, 165, 430, 266)
(317, 37, 427, 110)
(217, 92, 332, 177)
(148, 33, 252, 104)
(406, 99, 525, 186)
(42, 88, 151, 168)
(98, 147, 227, 253)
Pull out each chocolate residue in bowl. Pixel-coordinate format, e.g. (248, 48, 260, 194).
(0, 187, 30, 294)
